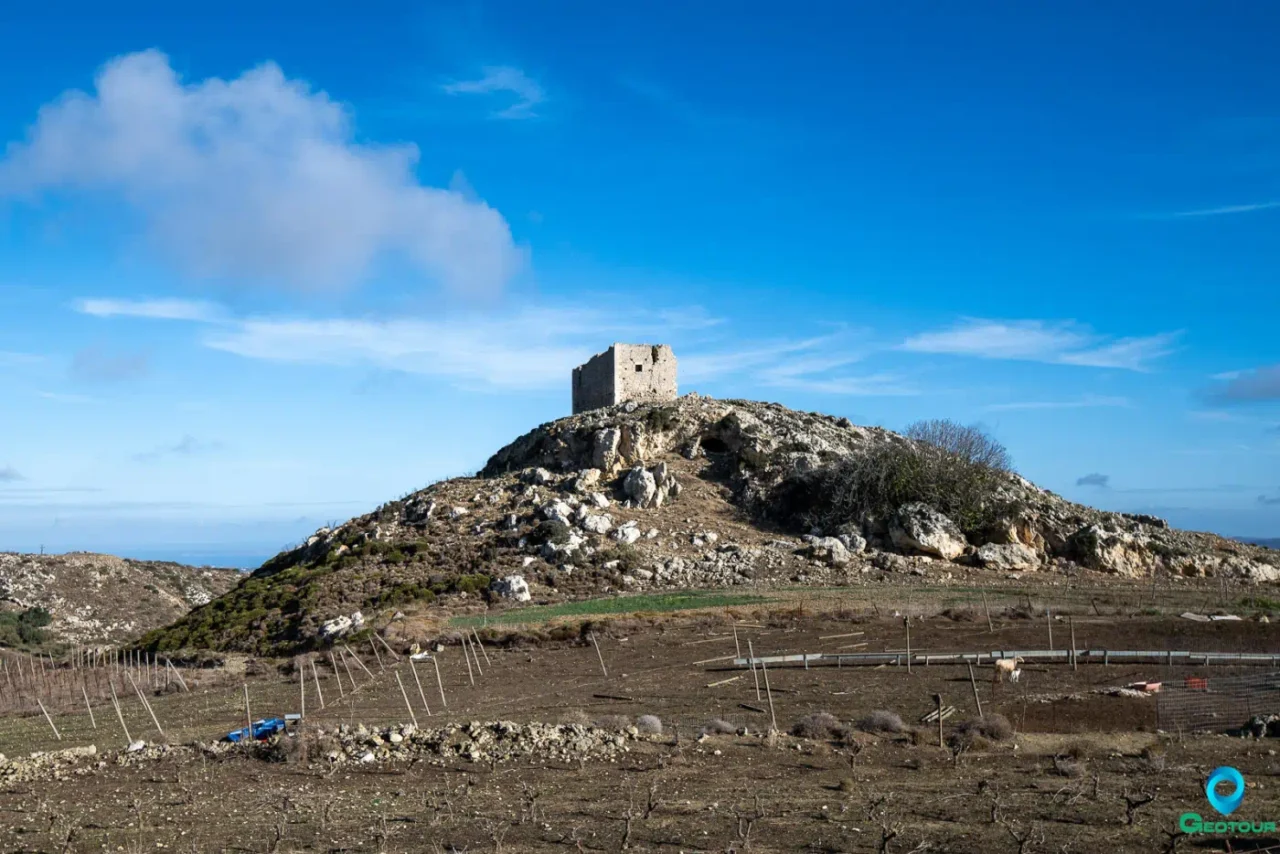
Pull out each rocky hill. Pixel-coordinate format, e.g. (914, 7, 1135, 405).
(0, 552, 241, 647)
(140, 394, 1280, 655)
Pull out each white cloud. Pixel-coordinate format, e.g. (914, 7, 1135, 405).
(900, 319, 1177, 371)
(984, 395, 1131, 412)
(76, 297, 224, 322)
(1171, 201, 1280, 218)
(0, 350, 43, 366)
(0, 50, 523, 294)
(442, 66, 545, 120)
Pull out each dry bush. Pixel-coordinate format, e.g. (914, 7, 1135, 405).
(559, 709, 592, 726)
(1052, 756, 1085, 778)
(940, 608, 978, 622)
(701, 719, 737, 736)
(947, 730, 991, 753)
(767, 420, 1014, 537)
(792, 712, 843, 740)
(1062, 740, 1092, 760)
(908, 727, 930, 747)
(636, 715, 663, 734)
(953, 714, 1013, 743)
(857, 710, 907, 734)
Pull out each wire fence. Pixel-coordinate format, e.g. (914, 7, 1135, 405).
(1156, 670, 1280, 734)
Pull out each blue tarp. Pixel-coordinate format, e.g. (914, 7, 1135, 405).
(224, 717, 286, 743)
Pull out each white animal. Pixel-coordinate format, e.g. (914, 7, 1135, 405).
(1009, 668, 1022, 683)
(993, 657, 1024, 683)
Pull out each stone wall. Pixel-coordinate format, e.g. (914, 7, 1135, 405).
(572, 349, 616, 414)
(613, 344, 677, 406)
(572, 344, 678, 414)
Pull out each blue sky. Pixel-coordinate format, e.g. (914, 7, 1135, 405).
(1, 1, 1278, 566)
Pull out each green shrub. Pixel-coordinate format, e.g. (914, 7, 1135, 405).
(0, 607, 52, 648)
(768, 419, 1014, 538)
(453, 573, 492, 595)
(531, 520, 571, 545)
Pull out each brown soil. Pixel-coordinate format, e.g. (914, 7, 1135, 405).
(3, 609, 1280, 851)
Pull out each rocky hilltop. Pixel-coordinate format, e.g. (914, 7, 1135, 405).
(0, 552, 241, 646)
(142, 395, 1280, 655)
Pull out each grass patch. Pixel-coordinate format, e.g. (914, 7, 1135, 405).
(450, 591, 774, 627)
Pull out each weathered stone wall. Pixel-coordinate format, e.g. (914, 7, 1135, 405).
(613, 344, 677, 406)
(572, 348, 616, 414)
(572, 344, 678, 414)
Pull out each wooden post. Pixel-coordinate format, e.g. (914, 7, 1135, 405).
(109, 682, 131, 744)
(471, 630, 491, 667)
(312, 660, 325, 709)
(467, 634, 484, 676)
(342, 644, 376, 680)
(968, 664, 984, 720)
(243, 684, 254, 744)
(338, 648, 359, 690)
(760, 658, 778, 734)
(369, 637, 385, 671)
(934, 693, 944, 748)
(1069, 618, 1078, 671)
(432, 655, 447, 708)
(82, 683, 97, 729)
(409, 660, 431, 716)
(394, 671, 419, 728)
(329, 652, 346, 698)
(128, 672, 164, 738)
(375, 633, 401, 661)
(462, 638, 475, 686)
(747, 639, 761, 701)
(165, 659, 189, 692)
(299, 658, 306, 719)
(591, 633, 608, 677)
(982, 590, 994, 633)
(37, 699, 61, 740)
(733, 623, 741, 658)
(904, 617, 912, 674)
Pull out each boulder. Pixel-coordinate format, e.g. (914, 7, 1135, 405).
(321, 610, 365, 639)
(592, 429, 622, 473)
(540, 501, 575, 526)
(837, 532, 867, 554)
(623, 467, 658, 508)
(572, 468, 603, 493)
(975, 543, 1041, 571)
(889, 503, 967, 560)
(491, 575, 531, 602)
(1066, 524, 1158, 577)
(804, 536, 851, 566)
(612, 523, 642, 545)
(580, 514, 613, 535)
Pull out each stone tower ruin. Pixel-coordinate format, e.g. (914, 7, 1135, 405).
(572, 344, 677, 414)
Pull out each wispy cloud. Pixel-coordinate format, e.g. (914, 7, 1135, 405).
(37, 390, 96, 404)
(1076, 473, 1110, 488)
(0, 50, 522, 295)
(132, 434, 223, 463)
(900, 319, 1178, 371)
(985, 395, 1131, 412)
(1171, 201, 1280, 218)
(76, 298, 224, 322)
(0, 466, 24, 482)
(442, 66, 545, 120)
(0, 350, 43, 366)
(75, 296, 912, 396)
(1207, 364, 1280, 403)
(70, 345, 148, 383)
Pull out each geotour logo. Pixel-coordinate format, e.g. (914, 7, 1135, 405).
(1180, 766, 1277, 835)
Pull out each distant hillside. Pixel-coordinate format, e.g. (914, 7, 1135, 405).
(142, 394, 1280, 656)
(0, 552, 241, 648)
